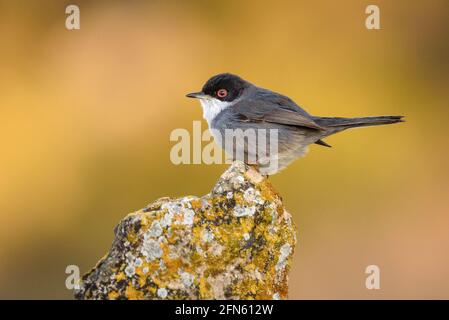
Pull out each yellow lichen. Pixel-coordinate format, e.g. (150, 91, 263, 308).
(108, 291, 120, 300)
(115, 271, 126, 282)
(125, 284, 144, 300)
(76, 161, 297, 300)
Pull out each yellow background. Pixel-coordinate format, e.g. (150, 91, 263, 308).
(0, 0, 448, 299)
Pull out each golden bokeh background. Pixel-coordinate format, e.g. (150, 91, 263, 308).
(0, 0, 448, 299)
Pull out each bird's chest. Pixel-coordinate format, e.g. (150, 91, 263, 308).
(200, 99, 232, 127)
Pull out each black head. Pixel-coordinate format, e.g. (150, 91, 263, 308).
(186, 73, 250, 102)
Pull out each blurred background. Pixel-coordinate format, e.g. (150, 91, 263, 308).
(0, 0, 448, 299)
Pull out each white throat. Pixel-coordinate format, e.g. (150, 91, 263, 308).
(199, 98, 233, 126)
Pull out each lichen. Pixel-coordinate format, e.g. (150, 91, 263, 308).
(75, 161, 297, 300)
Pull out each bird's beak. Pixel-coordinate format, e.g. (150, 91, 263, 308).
(186, 92, 207, 99)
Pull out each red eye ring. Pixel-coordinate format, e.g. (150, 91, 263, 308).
(217, 89, 228, 98)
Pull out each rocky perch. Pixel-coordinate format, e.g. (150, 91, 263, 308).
(75, 161, 297, 300)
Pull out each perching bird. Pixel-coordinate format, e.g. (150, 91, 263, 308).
(186, 73, 403, 175)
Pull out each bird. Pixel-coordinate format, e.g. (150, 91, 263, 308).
(186, 73, 403, 175)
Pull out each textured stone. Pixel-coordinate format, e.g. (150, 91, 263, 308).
(75, 161, 297, 300)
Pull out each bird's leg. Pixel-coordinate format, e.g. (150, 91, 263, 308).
(248, 163, 260, 172)
(246, 163, 270, 181)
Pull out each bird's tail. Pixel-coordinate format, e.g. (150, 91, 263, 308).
(314, 115, 404, 132)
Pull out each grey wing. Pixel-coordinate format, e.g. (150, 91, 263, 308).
(231, 91, 324, 130)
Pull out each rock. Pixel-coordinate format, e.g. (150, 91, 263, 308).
(74, 161, 297, 300)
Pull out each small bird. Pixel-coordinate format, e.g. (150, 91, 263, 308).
(187, 73, 403, 175)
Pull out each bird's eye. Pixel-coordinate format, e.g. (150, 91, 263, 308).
(216, 89, 228, 98)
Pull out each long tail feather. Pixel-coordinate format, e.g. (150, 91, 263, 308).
(314, 116, 404, 130)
